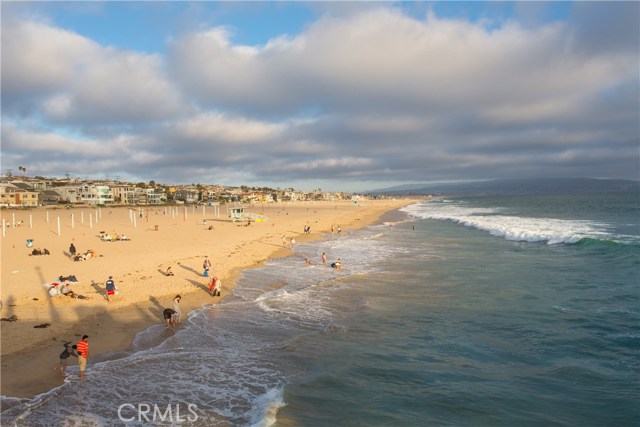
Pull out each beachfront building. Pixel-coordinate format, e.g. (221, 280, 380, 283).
(78, 184, 114, 205)
(174, 189, 200, 204)
(111, 185, 138, 205)
(40, 190, 64, 205)
(0, 183, 39, 207)
(23, 179, 55, 191)
(54, 185, 82, 204)
(282, 190, 306, 202)
(142, 188, 167, 205)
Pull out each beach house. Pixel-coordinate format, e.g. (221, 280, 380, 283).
(0, 183, 39, 207)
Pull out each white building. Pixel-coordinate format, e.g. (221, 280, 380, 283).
(78, 184, 114, 205)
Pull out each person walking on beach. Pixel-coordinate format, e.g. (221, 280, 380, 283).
(105, 276, 117, 302)
(53, 342, 77, 377)
(76, 335, 89, 380)
(203, 256, 212, 277)
(69, 243, 76, 258)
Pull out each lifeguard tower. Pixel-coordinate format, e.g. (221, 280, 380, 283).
(229, 206, 246, 220)
(228, 205, 268, 223)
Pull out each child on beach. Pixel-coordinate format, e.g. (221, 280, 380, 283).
(163, 308, 177, 327)
(203, 257, 212, 277)
(53, 342, 77, 376)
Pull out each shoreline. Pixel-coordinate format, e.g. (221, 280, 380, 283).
(1, 199, 418, 399)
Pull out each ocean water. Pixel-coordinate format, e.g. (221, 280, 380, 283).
(2, 191, 639, 426)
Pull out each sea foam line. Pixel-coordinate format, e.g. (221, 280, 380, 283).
(402, 203, 615, 245)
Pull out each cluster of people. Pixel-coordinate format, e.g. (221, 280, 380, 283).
(72, 249, 96, 262)
(99, 231, 129, 242)
(44, 275, 94, 299)
(319, 252, 342, 269)
(29, 248, 50, 256)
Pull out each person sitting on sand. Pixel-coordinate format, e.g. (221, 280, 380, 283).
(58, 282, 92, 300)
(46, 283, 61, 297)
(63, 290, 94, 300)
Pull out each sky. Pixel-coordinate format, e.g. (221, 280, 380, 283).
(1, 1, 638, 192)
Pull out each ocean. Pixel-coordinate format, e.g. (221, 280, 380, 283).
(2, 190, 639, 426)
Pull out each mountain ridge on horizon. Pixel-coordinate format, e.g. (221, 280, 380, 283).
(366, 177, 640, 196)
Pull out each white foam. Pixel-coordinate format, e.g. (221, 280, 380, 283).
(402, 202, 613, 244)
(249, 386, 286, 427)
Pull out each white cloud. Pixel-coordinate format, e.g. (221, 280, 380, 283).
(172, 113, 283, 144)
(2, 18, 185, 124)
(168, 8, 637, 120)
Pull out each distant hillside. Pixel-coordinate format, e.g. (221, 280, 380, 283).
(367, 178, 640, 196)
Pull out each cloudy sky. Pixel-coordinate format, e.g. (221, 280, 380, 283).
(2, 1, 638, 192)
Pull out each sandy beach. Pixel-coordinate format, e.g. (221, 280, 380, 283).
(0, 199, 414, 398)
